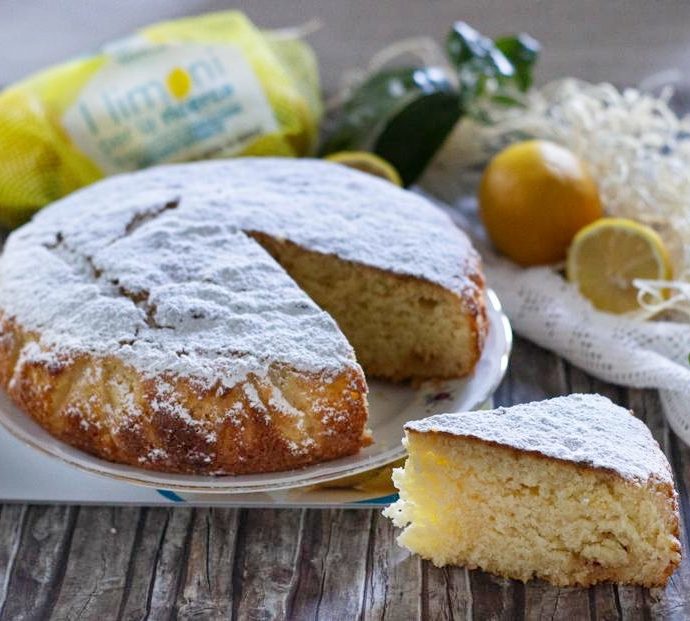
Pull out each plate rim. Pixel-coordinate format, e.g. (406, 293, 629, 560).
(0, 288, 512, 494)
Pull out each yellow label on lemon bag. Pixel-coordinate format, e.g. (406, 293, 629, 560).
(63, 44, 278, 174)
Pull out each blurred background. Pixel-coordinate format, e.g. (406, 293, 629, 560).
(3, 0, 690, 94)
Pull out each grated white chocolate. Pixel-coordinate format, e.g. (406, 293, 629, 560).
(405, 394, 673, 485)
(0, 158, 481, 389)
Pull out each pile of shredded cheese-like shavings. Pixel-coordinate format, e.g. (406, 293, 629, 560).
(436, 78, 690, 320)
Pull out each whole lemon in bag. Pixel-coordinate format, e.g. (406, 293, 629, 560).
(479, 140, 603, 266)
(0, 11, 321, 229)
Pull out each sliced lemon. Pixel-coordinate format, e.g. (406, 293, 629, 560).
(325, 151, 402, 186)
(566, 217, 672, 313)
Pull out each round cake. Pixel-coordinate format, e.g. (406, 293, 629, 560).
(0, 158, 487, 474)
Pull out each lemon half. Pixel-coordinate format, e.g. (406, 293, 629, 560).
(325, 151, 402, 186)
(566, 217, 672, 313)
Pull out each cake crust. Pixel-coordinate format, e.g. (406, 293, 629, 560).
(404, 394, 675, 485)
(0, 315, 369, 474)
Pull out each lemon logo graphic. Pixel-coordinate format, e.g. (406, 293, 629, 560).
(166, 67, 192, 100)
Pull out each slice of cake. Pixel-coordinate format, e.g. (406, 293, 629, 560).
(383, 394, 681, 587)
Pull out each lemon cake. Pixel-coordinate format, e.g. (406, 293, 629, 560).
(384, 394, 681, 587)
(0, 158, 487, 474)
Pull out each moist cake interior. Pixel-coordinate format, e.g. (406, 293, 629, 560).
(386, 432, 680, 587)
(250, 232, 480, 382)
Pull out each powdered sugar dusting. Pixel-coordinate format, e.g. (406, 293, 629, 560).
(406, 394, 673, 485)
(0, 158, 480, 390)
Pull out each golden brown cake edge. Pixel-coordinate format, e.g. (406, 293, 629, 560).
(0, 315, 370, 475)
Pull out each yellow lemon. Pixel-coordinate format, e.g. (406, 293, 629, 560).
(479, 140, 603, 266)
(566, 217, 672, 314)
(325, 151, 402, 186)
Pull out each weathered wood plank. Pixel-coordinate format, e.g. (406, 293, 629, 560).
(115, 507, 195, 621)
(494, 337, 569, 406)
(0, 505, 78, 621)
(655, 436, 690, 621)
(313, 509, 372, 620)
(232, 508, 304, 621)
(588, 585, 622, 621)
(281, 508, 332, 620)
(49, 506, 141, 621)
(424, 565, 473, 620)
(524, 584, 590, 621)
(287, 509, 371, 620)
(140, 507, 195, 621)
(0, 505, 27, 614)
(115, 507, 164, 620)
(362, 511, 422, 620)
(175, 508, 240, 620)
(469, 571, 524, 620)
(615, 585, 648, 620)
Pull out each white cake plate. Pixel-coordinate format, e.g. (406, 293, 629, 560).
(0, 289, 511, 493)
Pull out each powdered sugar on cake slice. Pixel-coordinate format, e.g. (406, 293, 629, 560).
(405, 394, 673, 485)
(0, 158, 482, 390)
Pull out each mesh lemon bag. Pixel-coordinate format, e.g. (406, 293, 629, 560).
(0, 11, 321, 228)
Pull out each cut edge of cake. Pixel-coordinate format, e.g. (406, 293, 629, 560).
(248, 231, 488, 382)
(384, 394, 681, 587)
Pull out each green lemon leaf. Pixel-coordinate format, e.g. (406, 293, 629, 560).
(373, 90, 462, 186)
(495, 33, 541, 91)
(320, 66, 457, 157)
(447, 22, 540, 108)
(321, 23, 540, 185)
(447, 22, 515, 105)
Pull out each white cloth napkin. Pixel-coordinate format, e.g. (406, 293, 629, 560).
(423, 188, 690, 445)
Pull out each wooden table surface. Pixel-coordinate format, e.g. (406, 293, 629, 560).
(2, 2, 690, 619)
(1, 337, 689, 620)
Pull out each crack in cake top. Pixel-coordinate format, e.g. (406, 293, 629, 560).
(0, 158, 482, 387)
